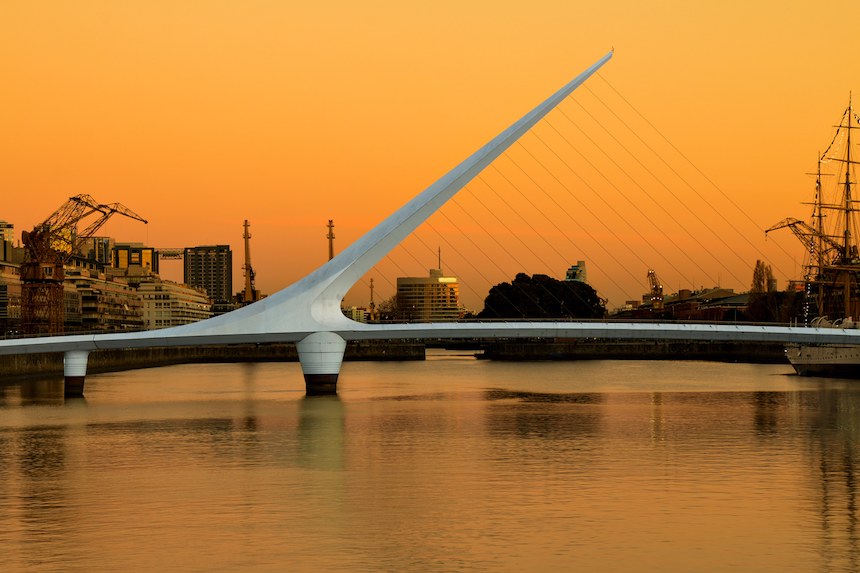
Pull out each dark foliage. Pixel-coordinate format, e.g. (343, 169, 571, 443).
(745, 291, 805, 323)
(477, 273, 605, 319)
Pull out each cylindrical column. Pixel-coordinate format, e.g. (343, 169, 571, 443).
(296, 332, 347, 395)
(64, 350, 90, 398)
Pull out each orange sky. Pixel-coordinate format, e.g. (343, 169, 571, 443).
(2, 1, 859, 310)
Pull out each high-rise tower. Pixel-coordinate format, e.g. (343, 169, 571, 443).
(183, 245, 232, 307)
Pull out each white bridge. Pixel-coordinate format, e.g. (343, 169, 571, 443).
(4, 50, 860, 396)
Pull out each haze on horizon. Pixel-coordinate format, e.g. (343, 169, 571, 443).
(2, 1, 859, 310)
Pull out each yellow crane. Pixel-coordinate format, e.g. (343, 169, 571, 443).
(647, 269, 664, 310)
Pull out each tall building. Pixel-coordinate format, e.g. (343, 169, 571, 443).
(396, 268, 461, 322)
(183, 245, 232, 305)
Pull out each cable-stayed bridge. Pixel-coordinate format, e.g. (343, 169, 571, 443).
(2, 50, 857, 397)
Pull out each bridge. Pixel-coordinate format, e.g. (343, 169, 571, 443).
(3, 50, 860, 397)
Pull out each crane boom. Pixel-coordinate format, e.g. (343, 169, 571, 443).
(765, 217, 843, 264)
(647, 269, 664, 310)
(21, 194, 148, 334)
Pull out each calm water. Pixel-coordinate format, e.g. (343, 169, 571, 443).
(2, 351, 860, 572)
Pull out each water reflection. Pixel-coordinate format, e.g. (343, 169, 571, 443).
(752, 391, 783, 436)
(4, 363, 860, 570)
(298, 396, 344, 471)
(650, 392, 665, 443)
(807, 386, 860, 572)
(0, 377, 66, 408)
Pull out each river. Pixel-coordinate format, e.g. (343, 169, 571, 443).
(1, 350, 859, 572)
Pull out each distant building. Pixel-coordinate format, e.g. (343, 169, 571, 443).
(79, 236, 115, 266)
(0, 240, 15, 263)
(137, 278, 212, 330)
(113, 242, 159, 275)
(396, 268, 460, 322)
(565, 260, 587, 283)
(0, 221, 13, 243)
(183, 245, 232, 306)
(0, 261, 22, 335)
(0, 221, 24, 264)
(342, 306, 367, 323)
(66, 269, 143, 331)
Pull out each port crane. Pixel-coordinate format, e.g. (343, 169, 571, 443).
(240, 219, 260, 304)
(21, 194, 147, 334)
(647, 269, 664, 310)
(765, 217, 846, 276)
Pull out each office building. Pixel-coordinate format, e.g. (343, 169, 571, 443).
(113, 242, 159, 274)
(184, 245, 232, 305)
(396, 268, 460, 322)
(66, 269, 143, 331)
(137, 278, 212, 330)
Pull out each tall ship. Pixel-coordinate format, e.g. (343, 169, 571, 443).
(768, 95, 860, 377)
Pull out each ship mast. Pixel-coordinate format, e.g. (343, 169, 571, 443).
(814, 154, 826, 317)
(826, 93, 860, 318)
(814, 155, 825, 274)
(769, 96, 860, 321)
(842, 93, 855, 260)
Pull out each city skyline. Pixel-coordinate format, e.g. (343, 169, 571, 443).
(3, 1, 859, 309)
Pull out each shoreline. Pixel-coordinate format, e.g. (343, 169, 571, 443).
(0, 340, 425, 380)
(475, 339, 788, 364)
(0, 338, 791, 381)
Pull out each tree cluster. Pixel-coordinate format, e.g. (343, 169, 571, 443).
(748, 260, 803, 323)
(751, 260, 775, 293)
(477, 273, 605, 319)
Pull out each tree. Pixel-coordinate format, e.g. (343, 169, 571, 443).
(746, 290, 804, 323)
(477, 273, 605, 319)
(377, 295, 397, 322)
(751, 260, 775, 293)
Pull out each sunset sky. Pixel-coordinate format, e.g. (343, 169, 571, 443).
(2, 1, 859, 310)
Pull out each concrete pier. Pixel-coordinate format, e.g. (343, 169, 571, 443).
(63, 350, 90, 398)
(296, 332, 347, 395)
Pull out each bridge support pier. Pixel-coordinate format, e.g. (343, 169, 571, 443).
(296, 332, 346, 395)
(64, 350, 90, 398)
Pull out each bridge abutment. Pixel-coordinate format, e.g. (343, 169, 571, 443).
(296, 332, 347, 395)
(63, 350, 90, 398)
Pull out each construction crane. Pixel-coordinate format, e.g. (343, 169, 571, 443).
(21, 194, 147, 335)
(647, 269, 664, 310)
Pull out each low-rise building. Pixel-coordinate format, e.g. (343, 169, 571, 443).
(342, 306, 367, 323)
(67, 270, 144, 331)
(137, 279, 212, 330)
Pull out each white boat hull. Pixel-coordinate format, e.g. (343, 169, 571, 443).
(786, 344, 860, 378)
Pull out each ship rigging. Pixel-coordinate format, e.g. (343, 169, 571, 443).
(767, 95, 860, 322)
